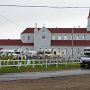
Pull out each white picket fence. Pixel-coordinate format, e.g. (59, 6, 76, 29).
(0, 59, 80, 69)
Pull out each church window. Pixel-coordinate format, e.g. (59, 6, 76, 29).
(83, 34, 86, 40)
(64, 34, 67, 40)
(71, 35, 72, 40)
(23, 36, 25, 41)
(52, 34, 55, 40)
(28, 36, 30, 40)
(77, 35, 79, 40)
(58, 34, 61, 40)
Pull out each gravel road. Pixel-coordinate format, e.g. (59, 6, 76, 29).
(0, 69, 90, 81)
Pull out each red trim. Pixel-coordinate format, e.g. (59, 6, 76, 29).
(51, 40, 90, 46)
(21, 43, 34, 46)
(1, 39, 90, 46)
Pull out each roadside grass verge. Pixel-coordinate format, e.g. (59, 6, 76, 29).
(0, 63, 80, 73)
(0, 56, 80, 73)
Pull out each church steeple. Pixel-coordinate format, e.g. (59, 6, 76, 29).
(87, 10, 90, 31)
(88, 10, 90, 18)
(34, 23, 38, 51)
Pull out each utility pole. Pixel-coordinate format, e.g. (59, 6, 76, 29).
(71, 29, 73, 59)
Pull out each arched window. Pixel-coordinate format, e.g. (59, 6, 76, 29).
(58, 34, 61, 40)
(83, 34, 86, 40)
(64, 34, 67, 40)
(77, 35, 79, 40)
(28, 36, 30, 40)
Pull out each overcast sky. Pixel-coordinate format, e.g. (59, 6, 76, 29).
(0, 0, 90, 39)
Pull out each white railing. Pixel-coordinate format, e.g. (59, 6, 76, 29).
(0, 59, 80, 69)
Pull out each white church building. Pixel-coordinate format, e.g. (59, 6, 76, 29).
(0, 10, 90, 59)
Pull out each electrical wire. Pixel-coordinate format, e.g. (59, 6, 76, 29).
(0, 5, 90, 9)
(0, 14, 24, 27)
(0, 5, 89, 28)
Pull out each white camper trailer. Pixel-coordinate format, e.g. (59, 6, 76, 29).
(80, 47, 90, 68)
(0, 49, 14, 56)
(37, 49, 64, 59)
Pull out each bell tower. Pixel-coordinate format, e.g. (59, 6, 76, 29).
(87, 10, 90, 31)
(34, 23, 38, 51)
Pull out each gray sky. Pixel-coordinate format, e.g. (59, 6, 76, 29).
(0, 0, 90, 39)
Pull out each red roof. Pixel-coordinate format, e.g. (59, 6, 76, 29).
(0, 39, 21, 45)
(21, 28, 34, 34)
(21, 28, 90, 33)
(51, 40, 90, 46)
(48, 28, 90, 33)
(0, 39, 34, 46)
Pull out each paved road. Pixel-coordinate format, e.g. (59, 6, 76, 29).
(0, 69, 90, 81)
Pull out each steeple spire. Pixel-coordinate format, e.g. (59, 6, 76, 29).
(87, 9, 90, 31)
(88, 9, 90, 18)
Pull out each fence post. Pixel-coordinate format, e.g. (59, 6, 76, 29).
(18, 60, 20, 69)
(65, 59, 67, 67)
(7, 59, 9, 66)
(33, 59, 35, 69)
(56, 59, 58, 68)
(24, 60, 26, 67)
(27, 59, 30, 65)
(41, 59, 43, 67)
(46, 59, 47, 69)
(73, 58, 75, 65)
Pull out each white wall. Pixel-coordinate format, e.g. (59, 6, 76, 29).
(21, 33, 34, 43)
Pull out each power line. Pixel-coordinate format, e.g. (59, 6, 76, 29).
(0, 5, 89, 28)
(0, 5, 90, 9)
(0, 14, 24, 27)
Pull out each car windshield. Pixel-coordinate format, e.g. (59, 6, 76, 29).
(82, 53, 90, 57)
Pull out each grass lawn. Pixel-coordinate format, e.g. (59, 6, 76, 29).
(0, 63, 80, 73)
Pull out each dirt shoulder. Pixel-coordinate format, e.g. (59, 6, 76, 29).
(0, 75, 90, 90)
